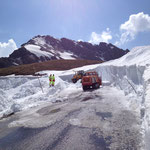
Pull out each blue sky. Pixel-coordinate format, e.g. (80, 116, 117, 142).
(0, 0, 150, 57)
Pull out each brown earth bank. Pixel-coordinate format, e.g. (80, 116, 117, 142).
(0, 59, 102, 76)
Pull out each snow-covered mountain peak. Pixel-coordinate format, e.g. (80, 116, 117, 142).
(0, 35, 129, 68)
(32, 36, 47, 46)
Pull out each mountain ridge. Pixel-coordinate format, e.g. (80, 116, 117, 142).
(0, 35, 129, 68)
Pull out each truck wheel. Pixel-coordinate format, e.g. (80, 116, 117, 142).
(94, 83, 99, 89)
(72, 79, 77, 83)
(92, 84, 96, 89)
(83, 86, 87, 91)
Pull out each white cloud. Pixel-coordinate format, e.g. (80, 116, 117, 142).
(89, 28, 112, 44)
(116, 12, 150, 46)
(0, 39, 17, 57)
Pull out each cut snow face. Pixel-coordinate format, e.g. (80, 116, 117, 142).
(94, 45, 150, 149)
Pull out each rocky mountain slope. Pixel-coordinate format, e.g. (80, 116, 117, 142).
(0, 35, 129, 68)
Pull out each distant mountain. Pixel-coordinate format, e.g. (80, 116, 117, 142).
(0, 35, 129, 68)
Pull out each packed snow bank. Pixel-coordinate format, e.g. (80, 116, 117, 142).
(104, 46, 150, 66)
(0, 74, 82, 118)
(93, 46, 150, 149)
(97, 65, 145, 96)
(143, 65, 150, 149)
(143, 65, 150, 127)
(95, 46, 150, 122)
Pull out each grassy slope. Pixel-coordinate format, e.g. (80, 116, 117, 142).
(0, 60, 102, 76)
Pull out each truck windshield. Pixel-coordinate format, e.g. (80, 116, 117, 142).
(83, 78, 90, 82)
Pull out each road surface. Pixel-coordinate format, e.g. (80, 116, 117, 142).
(0, 86, 142, 150)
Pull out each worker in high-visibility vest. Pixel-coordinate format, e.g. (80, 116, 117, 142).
(49, 74, 52, 87)
(52, 74, 55, 86)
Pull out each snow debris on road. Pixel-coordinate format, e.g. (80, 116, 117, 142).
(0, 74, 75, 118)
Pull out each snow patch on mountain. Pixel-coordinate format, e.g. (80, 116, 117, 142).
(33, 37, 46, 46)
(24, 38, 78, 60)
(25, 44, 53, 58)
(58, 51, 76, 60)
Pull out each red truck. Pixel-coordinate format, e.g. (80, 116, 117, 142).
(81, 71, 102, 91)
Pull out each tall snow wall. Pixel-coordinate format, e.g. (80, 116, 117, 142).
(96, 64, 145, 97)
(143, 65, 150, 150)
(94, 64, 150, 150)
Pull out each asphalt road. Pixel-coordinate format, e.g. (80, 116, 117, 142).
(0, 86, 142, 150)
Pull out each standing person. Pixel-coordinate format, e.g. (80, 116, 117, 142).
(49, 74, 52, 87)
(52, 74, 55, 86)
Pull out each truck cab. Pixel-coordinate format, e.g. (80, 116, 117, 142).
(82, 71, 102, 91)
